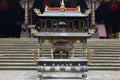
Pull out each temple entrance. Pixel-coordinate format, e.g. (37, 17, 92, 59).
(96, 1, 120, 38)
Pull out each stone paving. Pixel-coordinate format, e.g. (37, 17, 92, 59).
(0, 70, 120, 80)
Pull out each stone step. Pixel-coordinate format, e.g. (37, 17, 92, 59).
(89, 63, 120, 67)
(0, 66, 37, 70)
(0, 42, 48, 44)
(0, 41, 119, 44)
(1, 50, 120, 54)
(0, 42, 120, 47)
(92, 57, 120, 60)
(87, 42, 120, 44)
(0, 45, 120, 49)
(75, 51, 120, 54)
(88, 42, 120, 44)
(0, 51, 32, 53)
(0, 38, 119, 42)
(0, 60, 34, 63)
(74, 57, 120, 60)
(0, 42, 120, 46)
(76, 44, 120, 46)
(91, 54, 120, 57)
(87, 39, 120, 41)
(0, 63, 35, 66)
(88, 66, 120, 70)
(93, 50, 120, 52)
(1, 43, 120, 47)
(0, 38, 36, 41)
(74, 47, 120, 49)
(88, 47, 120, 49)
(39, 54, 120, 57)
(26, 50, 120, 54)
(0, 49, 36, 51)
(0, 43, 37, 45)
(0, 57, 33, 59)
(76, 51, 120, 53)
(1, 44, 120, 47)
(0, 54, 33, 57)
(0, 38, 118, 41)
(0, 46, 36, 49)
(75, 54, 120, 57)
(74, 48, 120, 51)
(91, 60, 120, 63)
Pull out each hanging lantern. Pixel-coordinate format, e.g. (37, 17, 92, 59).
(109, 2, 118, 12)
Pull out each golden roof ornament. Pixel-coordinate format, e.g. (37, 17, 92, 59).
(33, 8, 41, 16)
(85, 9, 91, 14)
(60, 0, 66, 12)
(77, 6, 81, 12)
(45, 5, 49, 11)
(61, 0, 65, 6)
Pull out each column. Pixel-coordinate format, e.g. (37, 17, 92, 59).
(24, 0, 29, 24)
(92, 1, 95, 26)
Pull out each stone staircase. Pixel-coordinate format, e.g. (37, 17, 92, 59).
(0, 38, 120, 70)
(87, 39, 120, 70)
(0, 38, 37, 70)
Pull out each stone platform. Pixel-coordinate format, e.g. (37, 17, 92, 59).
(0, 70, 120, 80)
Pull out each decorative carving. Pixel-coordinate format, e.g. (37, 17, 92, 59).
(65, 67, 71, 71)
(44, 67, 51, 71)
(85, 9, 91, 14)
(83, 46, 94, 64)
(33, 8, 41, 16)
(55, 67, 61, 72)
(75, 67, 81, 71)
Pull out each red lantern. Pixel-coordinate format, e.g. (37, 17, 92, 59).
(110, 2, 118, 12)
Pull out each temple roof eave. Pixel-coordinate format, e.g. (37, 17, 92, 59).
(33, 31, 91, 37)
(37, 11, 89, 17)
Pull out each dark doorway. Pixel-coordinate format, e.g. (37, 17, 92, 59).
(0, 0, 24, 38)
(96, 1, 120, 35)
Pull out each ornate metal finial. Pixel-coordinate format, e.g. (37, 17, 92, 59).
(61, 0, 65, 6)
(60, 0, 66, 12)
(85, 9, 91, 14)
(77, 6, 81, 12)
(33, 8, 41, 16)
(45, 5, 49, 11)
